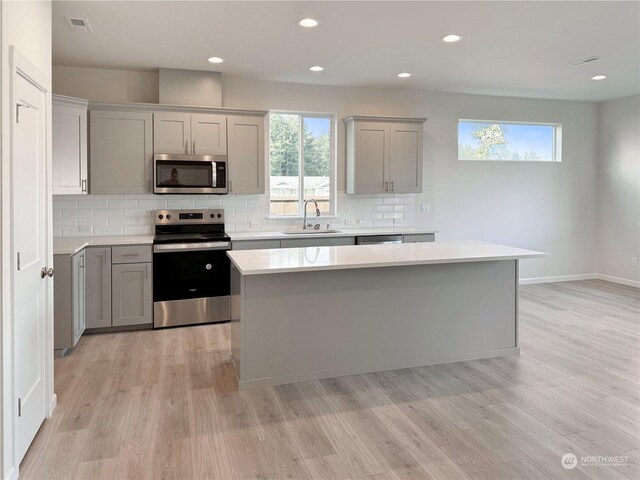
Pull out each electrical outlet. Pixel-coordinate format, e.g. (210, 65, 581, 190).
(78, 225, 92, 234)
(420, 203, 431, 213)
(632, 257, 638, 267)
(249, 221, 259, 230)
(356, 219, 365, 225)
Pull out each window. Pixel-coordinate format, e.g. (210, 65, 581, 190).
(269, 112, 335, 216)
(458, 120, 562, 162)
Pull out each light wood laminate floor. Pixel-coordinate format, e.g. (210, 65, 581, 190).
(20, 280, 640, 480)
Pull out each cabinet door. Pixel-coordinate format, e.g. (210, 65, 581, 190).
(53, 104, 87, 194)
(227, 115, 265, 194)
(389, 122, 422, 193)
(72, 252, 86, 346)
(353, 122, 389, 194)
(90, 110, 153, 194)
(85, 248, 112, 329)
(112, 263, 152, 327)
(153, 112, 191, 154)
(191, 114, 227, 155)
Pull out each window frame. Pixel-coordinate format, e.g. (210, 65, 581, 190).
(458, 119, 563, 162)
(267, 110, 337, 218)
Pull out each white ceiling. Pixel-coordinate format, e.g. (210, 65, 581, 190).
(52, 0, 640, 102)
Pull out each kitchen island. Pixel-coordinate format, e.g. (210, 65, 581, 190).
(228, 240, 545, 390)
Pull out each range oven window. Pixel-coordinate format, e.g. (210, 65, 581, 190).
(153, 249, 230, 302)
(156, 160, 213, 188)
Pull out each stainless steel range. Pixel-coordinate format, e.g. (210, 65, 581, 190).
(152, 209, 231, 328)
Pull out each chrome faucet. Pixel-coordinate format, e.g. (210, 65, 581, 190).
(303, 198, 321, 230)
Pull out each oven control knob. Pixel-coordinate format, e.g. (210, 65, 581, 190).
(210, 214, 214, 218)
(158, 214, 164, 220)
(166, 214, 171, 220)
(205, 263, 212, 270)
(217, 213, 222, 218)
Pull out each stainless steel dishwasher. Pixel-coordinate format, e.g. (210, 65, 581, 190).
(356, 234, 403, 245)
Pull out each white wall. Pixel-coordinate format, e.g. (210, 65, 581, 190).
(52, 68, 601, 281)
(597, 95, 640, 285)
(222, 76, 599, 280)
(53, 65, 159, 103)
(1, 1, 52, 477)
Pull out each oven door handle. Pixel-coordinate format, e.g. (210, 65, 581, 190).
(153, 241, 231, 253)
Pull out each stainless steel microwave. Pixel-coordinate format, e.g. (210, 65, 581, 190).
(153, 154, 228, 195)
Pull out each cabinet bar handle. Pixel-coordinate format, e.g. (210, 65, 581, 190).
(81, 178, 87, 193)
(193, 140, 196, 154)
(145, 265, 148, 280)
(391, 181, 394, 192)
(184, 140, 188, 154)
(384, 181, 388, 192)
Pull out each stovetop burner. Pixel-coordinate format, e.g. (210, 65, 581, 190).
(153, 208, 228, 244)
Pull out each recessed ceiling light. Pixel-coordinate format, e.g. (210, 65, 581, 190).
(397, 72, 411, 78)
(442, 34, 462, 43)
(592, 75, 607, 80)
(207, 56, 224, 64)
(299, 18, 319, 28)
(310, 66, 324, 72)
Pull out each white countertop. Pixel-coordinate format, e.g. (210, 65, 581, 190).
(227, 240, 546, 275)
(229, 227, 437, 241)
(53, 235, 154, 255)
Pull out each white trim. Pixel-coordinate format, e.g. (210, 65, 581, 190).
(519, 272, 640, 288)
(596, 274, 640, 288)
(519, 273, 597, 285)
(5, 466, 18, 480)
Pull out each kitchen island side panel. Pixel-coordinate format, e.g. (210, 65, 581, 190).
(237, 260, 518, 389)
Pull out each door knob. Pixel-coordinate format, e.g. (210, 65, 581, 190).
(40, 267, 54, 279)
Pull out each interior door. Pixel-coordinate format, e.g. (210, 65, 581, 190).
(191, 114, 227, 154)
(13, 71, 48, 463)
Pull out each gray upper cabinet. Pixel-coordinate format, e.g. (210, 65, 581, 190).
(52, 95, 88, 195)
(85, 247, 112, 329)
(90, 110, 153, 194)
(345, 116, 426, 194)
(192, 113, 227, 154)
(227, 115, 265, 194)
(153, 112, 227, 155)
(153, 112, 191, 154)
(112, 262, 152, 327)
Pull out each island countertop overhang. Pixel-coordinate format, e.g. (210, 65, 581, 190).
(227, 240, 546, 276)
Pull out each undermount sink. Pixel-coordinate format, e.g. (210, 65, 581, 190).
(282, 229, 342, 235)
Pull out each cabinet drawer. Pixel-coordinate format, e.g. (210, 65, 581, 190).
(112, 245, 152, 264)
(280, 237, 356, 248)
(402, 233, 435, 243)
(232, 240, 281, 250)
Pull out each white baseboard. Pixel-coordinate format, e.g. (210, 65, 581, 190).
(595, 273, 640, 288)
(519, 273, 597, 285)
(519, 272, 640, 288)
(49, 392, 57, 416)
(5, 466, 19, 480)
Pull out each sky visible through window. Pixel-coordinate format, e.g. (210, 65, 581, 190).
(458, 121, 558, 161)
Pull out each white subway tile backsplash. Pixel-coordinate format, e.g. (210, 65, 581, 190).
(53, 193, 416, 237)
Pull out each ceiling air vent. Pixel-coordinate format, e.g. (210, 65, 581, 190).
(65, 17, 93, 33)
(565, 56, 602, 67)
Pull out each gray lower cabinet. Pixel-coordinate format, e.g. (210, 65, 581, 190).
(85, 247, 112, 329)
(232, 239, 282, 250)
(403, 233, 435, 243)
(54, 251, 86, 353)
(112, 262, 152, 327)
(280, 237, 356, 248)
